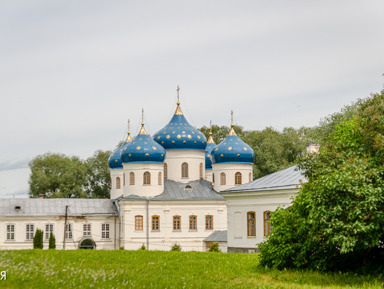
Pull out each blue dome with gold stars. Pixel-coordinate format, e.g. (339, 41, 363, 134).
(153, 101, 207, 150)
(205, 134, 216, 169)
(108, 131, 134, 169)
(211, 126, 254, 164)
(109, 147, 124, 169)
(121, 124, 165, 163)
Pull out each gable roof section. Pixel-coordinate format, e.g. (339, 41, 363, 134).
(0, 198, 117, 217)
(222, 165, 306, 193)
(204, 230, 227, 242)
(120, 179, 224, 201)
(154, 179, 225, 201)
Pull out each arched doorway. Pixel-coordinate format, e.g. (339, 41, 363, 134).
(79, 238, 96, 249)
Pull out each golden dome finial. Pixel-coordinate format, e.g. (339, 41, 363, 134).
(228, 110, 237, 136)
(207, 120, 215, 143)
(125, 118, 133, 142)
(177, 85, 180, 105)
(138, 108, 148, 135)
(174, 85, 183, 115)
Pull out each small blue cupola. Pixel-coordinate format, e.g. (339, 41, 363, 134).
(211, 112, 254, 164)
(121, 111, 166, 163)
(108, 120, 134, 169)
(205, 122, 216, 169)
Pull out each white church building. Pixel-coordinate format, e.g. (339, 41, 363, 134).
(0, 92, 259, 252)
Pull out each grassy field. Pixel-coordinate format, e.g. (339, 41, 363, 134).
(0, 250, 383, 289)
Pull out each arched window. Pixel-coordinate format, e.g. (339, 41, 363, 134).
(135, 216, 143, 231)
(264, 211, 272, 236)
(247, 212, 256, 237)
(181, 162, 189, 178)
(130, 172, 135, 185)
(200, 163, 203, 179)
(220, 173, 226, 185)
(116, 177, 121, 189)
(249, 172, 252, 183)
(143, 171, 151, 185)
(173, 216, 181, 231)
(235, 172, 242, 185)
(158, 172, 162, 185)
(212, 173, 215, 184)
(164, 163, 168, 179)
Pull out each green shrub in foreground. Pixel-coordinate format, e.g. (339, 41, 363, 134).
(49, 232, 56, 249)
(33, 229, 43, 249)
(171, 243, 182, 251)
(209, 242, 221, 252)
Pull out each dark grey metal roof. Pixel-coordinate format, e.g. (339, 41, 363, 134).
(222, 165, 306, 193)
(119, 179, 224, 201)
(0, 199, 117, 217)
(204, 230, 227, 242)
(153, 179, 225, 201)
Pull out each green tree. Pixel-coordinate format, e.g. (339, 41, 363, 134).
(49, 232, 56, 249)
(199, 125, 246, 144)
(85, 150, 112, 198)
(29, 153, 88, 198)
(33, 229, 43, 249)
(259, 90, 384, 272)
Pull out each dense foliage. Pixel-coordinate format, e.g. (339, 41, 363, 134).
(29, 150, 111, 199)
(258, 90, 384, 272)
(84, 150, 112, 198)
(29, 154, 88, 198)
(33, 229, 43, 249)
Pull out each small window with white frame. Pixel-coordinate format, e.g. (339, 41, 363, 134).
(26, 224, 34, 240)
(45, 224, 54, 240)
(83, 223, 91, 236)
(65, 224, 73, 239)
(102, 224, 110, 239)
(7, 224, 15, 240)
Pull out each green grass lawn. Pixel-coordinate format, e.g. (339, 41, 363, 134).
(0, 250, 383, 289)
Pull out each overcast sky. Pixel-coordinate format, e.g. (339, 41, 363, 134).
(1, 0, 384, 198)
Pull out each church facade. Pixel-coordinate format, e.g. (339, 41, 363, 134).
(0, 92, 256, 251)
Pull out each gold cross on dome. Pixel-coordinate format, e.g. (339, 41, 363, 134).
(177, 85, 180, 105)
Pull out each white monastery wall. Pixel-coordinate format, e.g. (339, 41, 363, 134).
(224, 189, 298, 252)
(118, 200, 227, 251)
(0, 216, 117, 250)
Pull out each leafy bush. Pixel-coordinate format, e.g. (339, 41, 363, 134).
(139, 244, 146, 250)
(33, 229, 43, 249)
(48, 232, 56, 249)
(259, 90, 384, 273)
(208, 242, 221, 252)
(171, 243, 182, 252)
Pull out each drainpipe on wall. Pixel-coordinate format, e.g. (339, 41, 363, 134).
(116, 200, 121, 249)
(114, 215, 117, 250)
(146, 198, 149, 250)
